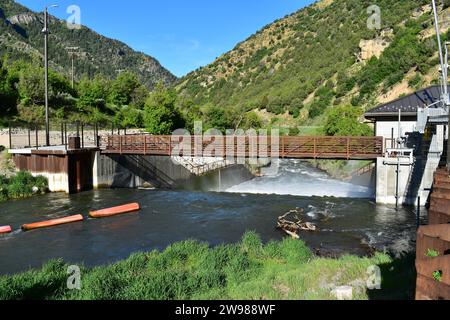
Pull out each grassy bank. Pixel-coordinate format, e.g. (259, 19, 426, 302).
(0, 171, 48, 202)
(0, 232, 416, 300)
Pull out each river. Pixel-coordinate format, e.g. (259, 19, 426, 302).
(0, 160, 420, 275)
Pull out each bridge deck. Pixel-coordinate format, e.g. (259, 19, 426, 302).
(102, 135, 384, 160)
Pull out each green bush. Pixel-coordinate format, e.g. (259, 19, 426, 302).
(324, 105, 373, 137)
(444, 0, 450, 10)
(34, 175, 49, 193)
(0, 172, 48, 202)
(309, 101, 328, 118)
(408, 73, 423, 89)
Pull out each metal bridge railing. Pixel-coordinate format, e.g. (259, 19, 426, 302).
(103, 135, 384, 160)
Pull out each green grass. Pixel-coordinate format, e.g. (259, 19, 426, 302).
(297, 126, 324, 136)
(0, 171, 48, 203)
(0, 232, 416, 300)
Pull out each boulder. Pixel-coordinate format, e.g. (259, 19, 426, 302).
(331, 286, 353, 300)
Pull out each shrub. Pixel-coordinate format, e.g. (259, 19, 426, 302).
(324, 105, 373, 136)
(309, 101, 327, 118)
(0, 172, 48, 202)
(34, 175, 49, 193)
(408, 73, 423, 88)
(444, 0, 450, 10)
(278, 238, 312, 264)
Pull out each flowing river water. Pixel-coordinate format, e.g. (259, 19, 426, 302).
(0, 160, 420, 275)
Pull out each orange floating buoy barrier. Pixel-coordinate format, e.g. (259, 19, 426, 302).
(89, 203, 140, 218)
(22, 214, 84, 231)
(0, 226, 12, 234)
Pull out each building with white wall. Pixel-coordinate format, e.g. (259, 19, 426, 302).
(365, 85, 448, 205)
(365, 85, 444, 144)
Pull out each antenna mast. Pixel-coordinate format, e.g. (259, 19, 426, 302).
(432, 0, 449, 106)
(432, 0, 450, 170)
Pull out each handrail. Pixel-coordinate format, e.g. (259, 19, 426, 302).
(103, 135, 384, 160)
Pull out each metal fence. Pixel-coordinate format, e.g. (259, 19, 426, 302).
(103, 135, 385, 160)
(4, 122, 142, 150)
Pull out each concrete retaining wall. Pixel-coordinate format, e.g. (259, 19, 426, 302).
(93, 152, 192, 189)
(93, 152, 256, 191)
(376, 156, 440, 206)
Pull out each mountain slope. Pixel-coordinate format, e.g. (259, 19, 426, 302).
(177, 0, 442, 126)
(0, 0, 176, 89)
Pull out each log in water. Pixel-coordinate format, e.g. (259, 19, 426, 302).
(0, 160, 420, 276)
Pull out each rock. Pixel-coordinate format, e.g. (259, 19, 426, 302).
(358, 38, 390, 62)
(331, 286, 353, 300)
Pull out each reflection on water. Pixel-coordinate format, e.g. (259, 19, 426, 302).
(0, 160, 419, 275)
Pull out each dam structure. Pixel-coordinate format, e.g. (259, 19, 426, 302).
(7, 133, 383, 195)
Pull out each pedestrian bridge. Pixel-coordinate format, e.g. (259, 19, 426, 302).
(102, 135, 384, 160)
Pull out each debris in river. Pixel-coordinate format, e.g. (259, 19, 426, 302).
(277, 208, 318, 239)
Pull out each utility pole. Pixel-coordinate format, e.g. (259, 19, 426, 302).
(66, 46, 79, 89)
(445, 41, 450, 170)
(432, 0, 448, 104)
(42, 4, 58, 146)
(431, 0, 450, 170)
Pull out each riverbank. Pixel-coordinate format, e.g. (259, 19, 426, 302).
(0, 170, 48, 203)
(0, 232, 415, 300)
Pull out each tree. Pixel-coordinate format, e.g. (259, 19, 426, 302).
(17, 64, 44, 106)
(178, 96, 202, 132)
(205, 106, 232, 132)
(108, 71, 140, 107)
(242, 111, 262, 130)
(324, 105, 373, 137)
(120, 105, 143, 128)
(143, 83, 184, 134)
(288, 98, 303, 118)
(77, 75, 109, 114)
(130, 84, 149, 110)
(0, 60, 18, 120)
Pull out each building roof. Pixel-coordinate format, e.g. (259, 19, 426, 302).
(364, 85, 447, 119)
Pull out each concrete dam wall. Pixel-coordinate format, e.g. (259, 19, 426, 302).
(93, 152, 256, 191)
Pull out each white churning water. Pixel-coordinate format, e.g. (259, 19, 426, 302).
(227, 160, 374, 198)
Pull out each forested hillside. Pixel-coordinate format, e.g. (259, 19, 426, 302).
(177, 0, 446, 129)
(2, 0, 449, 137)
(0, 0, 176, 90)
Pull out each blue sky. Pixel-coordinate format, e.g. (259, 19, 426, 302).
(17, 0, 315, 77)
